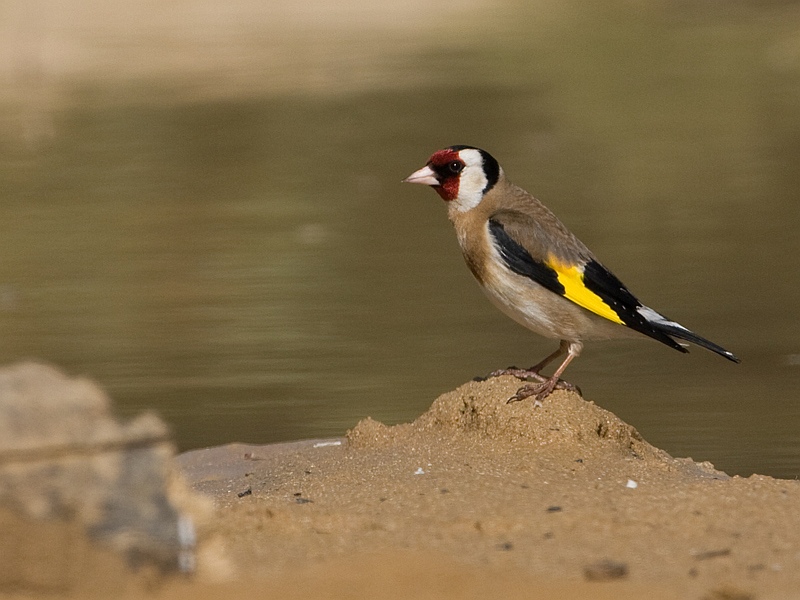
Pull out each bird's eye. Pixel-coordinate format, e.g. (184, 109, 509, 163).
(448, 161, 463, 174)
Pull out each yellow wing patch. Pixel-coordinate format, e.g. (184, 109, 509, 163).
(546, 255, 624, 325)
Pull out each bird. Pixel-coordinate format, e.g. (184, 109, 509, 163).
(403, 145, 739, 403)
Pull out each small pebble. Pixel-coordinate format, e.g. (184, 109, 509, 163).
(292, 492, 313, 504)
(313, 440, 342, 448)
(692, 548, 731, 560)
(584, 559, 628, 581)
(497, 541, 514, 551)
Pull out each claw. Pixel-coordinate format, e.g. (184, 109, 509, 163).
(506, 376, 579, 404)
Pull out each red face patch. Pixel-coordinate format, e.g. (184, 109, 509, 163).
(427, 149, 463, 202)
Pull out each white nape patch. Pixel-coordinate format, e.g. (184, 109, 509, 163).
(452, 148, 490, 213)
(637, 305, 685, 330)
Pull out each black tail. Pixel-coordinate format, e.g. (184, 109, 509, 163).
(650, 320, 740, 364)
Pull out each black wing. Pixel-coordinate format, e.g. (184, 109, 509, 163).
(488, 218, 689, 353)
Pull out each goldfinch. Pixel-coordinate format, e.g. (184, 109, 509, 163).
(403, 145, 739, 402)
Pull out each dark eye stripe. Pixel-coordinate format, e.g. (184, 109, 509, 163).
(431, 161, 461, 179)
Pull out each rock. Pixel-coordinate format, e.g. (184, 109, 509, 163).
(0, 362, 195, 593)
(583, 559, 628, 581)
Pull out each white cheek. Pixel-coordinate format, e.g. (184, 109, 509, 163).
(452, 170, 487, 212)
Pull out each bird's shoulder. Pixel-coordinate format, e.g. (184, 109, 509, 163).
(483, 181, 591, 267)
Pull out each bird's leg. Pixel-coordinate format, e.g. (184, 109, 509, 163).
(489, 341, 569, 381)
(508, 341, 582, 403)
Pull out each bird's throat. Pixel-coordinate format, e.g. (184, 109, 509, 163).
(435, 178, 459, 202)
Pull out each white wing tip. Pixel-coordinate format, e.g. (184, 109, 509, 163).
(637, 305, 685, 330)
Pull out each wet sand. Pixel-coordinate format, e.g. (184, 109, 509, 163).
(163, 376, 800, 599)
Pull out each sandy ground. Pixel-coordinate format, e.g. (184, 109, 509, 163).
(3, 376, 799, 599)
(157, 376, 799, 600)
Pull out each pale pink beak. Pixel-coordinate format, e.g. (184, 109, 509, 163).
(402, 165, 440, 186)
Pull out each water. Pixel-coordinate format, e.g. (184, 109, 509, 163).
(0, 1, 798, 477)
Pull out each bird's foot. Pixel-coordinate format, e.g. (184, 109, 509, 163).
(506, 377, 581, 404)
(488, 366, 547, 383)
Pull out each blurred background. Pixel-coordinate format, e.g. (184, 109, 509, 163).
(0, 0, 798, 477)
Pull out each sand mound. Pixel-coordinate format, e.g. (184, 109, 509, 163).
(348, 376, 725, 481)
